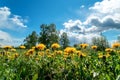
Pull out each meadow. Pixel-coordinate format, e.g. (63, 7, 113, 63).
(0, 43, 120, 80)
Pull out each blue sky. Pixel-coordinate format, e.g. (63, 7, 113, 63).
(0, 0, 120, 46)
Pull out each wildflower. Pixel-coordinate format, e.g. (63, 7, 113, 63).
(46, 49, 50, 52)
(76, 50, 86, 58)
(25, 52, 29, 56)
(35, 58, 39, 61)
(98, 54, 103, 58)
(47, 54, 52, 58)
(3, 46, 12, 49)
(8, 55, 13, 60)
(98, 54, 110, 59)
(36, 43, 46, 50)
(106, 53, 110, 58)
(80, 43, 89, 49)
(51, 43, 60, 49)
(112, 42, 120, 48)
(117, 50, 120, 54)
(27, 49, 34, 55)
(64, 47, 76, 54)
(32, 46, 36, 49)
(11, 48, 16, 52)
(38, 52, 44, 56)
(55, 50, 63, 55)
(19, 45, 26, 49)
(91, 46, 97, 50)
(105, 48, 113, 53)
(14, 53, 19, 58)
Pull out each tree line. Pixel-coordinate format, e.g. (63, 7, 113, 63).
(23, 23, 70, 49)
(23, 23, 119, 51)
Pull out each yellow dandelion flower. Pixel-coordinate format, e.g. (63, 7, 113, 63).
(51, 43, 60, 49)
(25, 52, 30, 56)
(35, 58, 39, 61)
(32, 46, 36, 49)
(19, 45, 26, 49)
(46, 49, 50, 53)
(91, 46, 97, 50)
(36, 43, 46, 50)
(80, 43, 89, 49)
(105, 48, 113, 53)
(64, 47, 76, 54)
(98, 54, 103, 58)
(47, 55, 52, 58)
(76, 50, 86, 57)
(38, 52, 44, 56)
(117, 50, 120, 54)
(3, 46, 12, 49)
(27, 49, 34, 55)
(106, 53, 110, 58)
(11, 48, 16, 52)
(55, 50, 63, 55)
(76, 50, 82, 56)
(98, 54, 110, 59)
(14, 53, 19, 58)
(112, 42, 120, 48)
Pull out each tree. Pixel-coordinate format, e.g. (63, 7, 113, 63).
(117, 36, 120, 42)
(23, 31, 38, 48)
(60, 32, 70, 49)
(38, 24, 59, 48)
(91, 35, 109, 51)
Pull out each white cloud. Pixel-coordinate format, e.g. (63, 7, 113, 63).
(0, 6, 27, 30)
(60, 29, 100, 45)
(0, 30, 24, 47)
(62, 0, 120, 44)
(0, 6, 27, 46)
(0, 30, 11, 41)
(63, 20, 86, 33)
(89, 0, 120, 14)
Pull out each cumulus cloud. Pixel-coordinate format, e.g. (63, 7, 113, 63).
(63, 20, 86, 33)
(0, 6, 27, 46)
(62, 0, 120, 44)
(0, 6, 27, 30)
(89, 0, 120, 14)
(0, 30, 23, 47)
(87, 0, 120, 31)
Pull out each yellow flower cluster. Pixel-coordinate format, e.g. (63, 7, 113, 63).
(76, 50, 86, 57)
(36, 43, 46, 50)
(51, 43, 60, 49)
(105, 48, 113, 53)
(80, 43, 89, 49)
(25, 49, 34, 56)
(98, 53, 110, 59)
(64, 47, 76, 54)
(55, 50, 63, 55)
(112, 42, 120, 48)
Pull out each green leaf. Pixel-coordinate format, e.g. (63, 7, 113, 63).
(116, 75, 120, 80)
(32, 73, 38, 80)
(106, 74, 110, 80)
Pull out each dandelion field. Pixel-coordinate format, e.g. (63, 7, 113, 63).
(0, 43, 120, 80)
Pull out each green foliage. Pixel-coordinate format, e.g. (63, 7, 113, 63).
(117, 36, 120, 43)
(0, 44, 120, 80)
(24, 31, 38, 48)
(91, 36, 109, 51)
(60, 32, 70, 49)
(38, 24, 59, 48)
